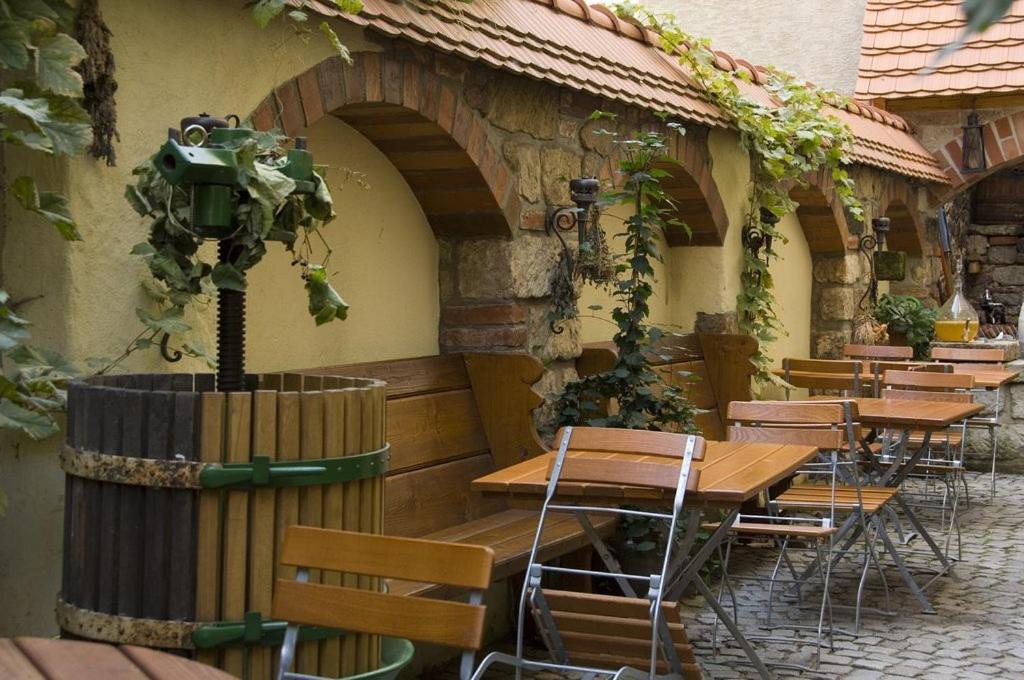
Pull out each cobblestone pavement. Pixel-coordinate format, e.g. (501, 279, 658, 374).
(431, 472, 1024, 679)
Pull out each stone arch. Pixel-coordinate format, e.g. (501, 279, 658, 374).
(661, 126, 730, 246)
(879, 179, 928, 255)
(932, 112, 1024, 198)
(248, 51, 520, 239)
(789, 168, 856, 253)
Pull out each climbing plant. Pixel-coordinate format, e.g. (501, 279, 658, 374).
(250, 0, 364, 63)
(0, 0, 93, 443)
(557, 119, 697, 433)
(615, 4, 864, 385)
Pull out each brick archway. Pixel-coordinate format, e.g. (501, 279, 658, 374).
(248, 51, 520, 239)
(879, 178, 928, 255)
(662, 126, 730, 246)
(933, 112, 1024, 198)
(789, 168, 857, 253)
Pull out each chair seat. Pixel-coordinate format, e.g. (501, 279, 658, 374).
(775, 484, 898, 514)
(537, 589, 702, 679)
(701, 521, 836, 540)
(387, 509, 616, 597)
(907, 431, 963, 447)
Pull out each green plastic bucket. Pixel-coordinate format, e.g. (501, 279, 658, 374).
(341, 637, 415, 680)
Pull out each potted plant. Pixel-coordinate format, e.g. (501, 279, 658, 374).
(873, 293, 937, 360)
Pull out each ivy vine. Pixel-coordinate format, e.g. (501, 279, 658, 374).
(121, 129, 357, 372)
(616, 4, 864, 385)
(0, 0, 93, 445)
(250, 0, 363, 64)
(557, 120, 697, 434)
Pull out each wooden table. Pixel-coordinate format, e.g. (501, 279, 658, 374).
(473, 440, 819, 508)
(842, 396, 984, 431)
(951, 364, 1019, 389)
(807, 396, 982, 613)
(0, 637, 234, 679)
(473, 439, 818, 680)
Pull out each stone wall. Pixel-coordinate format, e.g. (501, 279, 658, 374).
(811, 252, 868, 357)
(965, 222, 1024, 319)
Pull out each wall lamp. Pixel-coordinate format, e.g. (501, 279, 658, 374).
(859, 216, 906, 309)
(962, 111, 986, 173)
(546, 176, 601, 255)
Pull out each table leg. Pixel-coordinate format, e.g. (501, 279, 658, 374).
(892, 493, 960, 582)
(662, 508, 776, 679)
(572, 511, 637, 598)
(873, 515, 935, 614)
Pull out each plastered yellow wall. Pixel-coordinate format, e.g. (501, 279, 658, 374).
(580, 129, 812, 377)
(0, 0, 439, 636)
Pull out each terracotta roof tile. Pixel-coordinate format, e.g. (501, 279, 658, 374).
(857, 0, 1024, 98)
(291, 0, 946, 183)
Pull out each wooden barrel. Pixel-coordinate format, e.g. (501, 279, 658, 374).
(59, 372, 387, 679)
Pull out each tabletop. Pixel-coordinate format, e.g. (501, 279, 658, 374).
(0, 637, 234, 680)
(830, 397, 984, 430)
(472, 440, 818, 507)
(951, 364, 1020, 388)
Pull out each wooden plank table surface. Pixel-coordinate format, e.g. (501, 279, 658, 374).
(0, 637, 235, 680)
(472, 441, 818, 507)
(829, 397, 984, 430)
(950, 364, 1019, 388)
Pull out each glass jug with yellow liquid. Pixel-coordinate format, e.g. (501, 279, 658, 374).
(935, 260, 979, 342)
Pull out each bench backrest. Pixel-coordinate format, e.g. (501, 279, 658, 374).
(930, 346, 1005, 363)
(298, 353, 546, 537)
(575, 333, 757, 440)
(883, 369, 975, 392)
(843, 343, 914, 360)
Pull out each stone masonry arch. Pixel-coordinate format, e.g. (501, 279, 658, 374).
(933, 112, 1024, 198)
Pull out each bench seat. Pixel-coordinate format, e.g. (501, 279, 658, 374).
(388, 509, 616, 597)
(299, 353, 618, 599)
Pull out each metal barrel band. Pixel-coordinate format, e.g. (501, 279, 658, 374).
(192, 611, 344, 649)
(55, 600, 342, 651)
(60, 444, 205, 489)
(198, 443, 391, 489)
(58, 442, 390, 489)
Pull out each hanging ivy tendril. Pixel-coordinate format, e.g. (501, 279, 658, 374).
(123, 129, 356, 369)
(615, 3, 865, 387)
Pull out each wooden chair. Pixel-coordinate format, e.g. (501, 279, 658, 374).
(722, 401, 896, 637)
(843, 344, 913, 361)
(930, 346, 1005, 363)
(779, 358, 864, 397)
(474, 426, 705, 679)
(272, 526, 495, 680)
(881, 372, 975, 560)
(866, 361, 951, 397)
(929, 346, 1006, 498)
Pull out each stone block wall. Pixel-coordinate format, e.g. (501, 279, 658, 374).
(965, 222, 1024, 319)
(810, 251, 867, 357)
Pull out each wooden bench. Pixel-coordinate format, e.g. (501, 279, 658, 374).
(297, 353, 615, 596)
(576, 333, 757, 439)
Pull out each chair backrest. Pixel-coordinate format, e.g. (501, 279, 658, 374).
(272, 527, 494, 650)
(882, 388, 973, 404)
(727, 400, 859, 449)
(930, 346, 1004, 363)
(550, 427, 706, 492)
(867, 361, 951, 396)
(844, 343, 914, 360)
(883, 369, 975, 392)
(781, 358, 863, 393)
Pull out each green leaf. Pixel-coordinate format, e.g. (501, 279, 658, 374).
(0, 399, 58, 440)
(11, 175, 81, 240)
(319, 21, 352, 64)
(34, 33, 86, 97)
(211, 262, 247, 291)
(131, 242, 156, 256)
(331, 0, 364, 14)
(0, 20, 30, 69)
(136, 307, 191, 335)
(251, 0, 287, 28)
(37, 95, 92, 156)
(304, 265, 348, 325)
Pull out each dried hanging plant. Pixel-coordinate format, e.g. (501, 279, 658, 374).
(576, 213, 616, 286)
(75, 0, 119, 165)
(548, 247, 578, 332)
